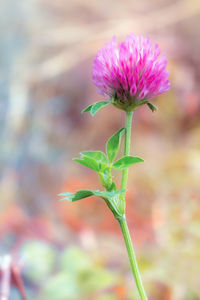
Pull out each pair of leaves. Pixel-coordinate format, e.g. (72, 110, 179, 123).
(74, 128, 144, 172)
(74, 152, 143, 172)
(82, 101, 111, 116)
(82, 100, 157, 116)
(106, 129, 144, 168)
(73, 127, 125, 173)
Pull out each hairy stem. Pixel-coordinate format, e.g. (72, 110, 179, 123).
(119, 111, 148, 300)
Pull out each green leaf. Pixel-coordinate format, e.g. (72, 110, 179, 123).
(82, 101, 111, 115)
(60, 188, 125, 217)
(91, 101, 111, 116)
(59, 189, 125, 202)
(59, 188, 125, 217)
(112, 156, 144, 170)
(21, 241, 56, 282)
(81, 151, 108, 165)
(73, 189, 95, 201)
(73, 157, 99, 172)
(106, 128, 125, 163)
(147, 102, 157, 112)
(81, 104, 93, 113)
(73, 190, 94, 200)
(59, 189, 96, 201)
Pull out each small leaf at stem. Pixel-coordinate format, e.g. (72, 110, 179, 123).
(81, 151, 108, 165)
(106, 128, 125, 163)
(91, 101, 111, 116)
(112, 156, 144, 170)
(59, 189, 125, 205)
(70, 190, 94, 201)
(73, 157, 100, 172)
(147, 102, 157, 112)
(81, 104, 93, 113)
(59, 189, 96, 201)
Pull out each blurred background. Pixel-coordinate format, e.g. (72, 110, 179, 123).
(0, 0, 200, 299)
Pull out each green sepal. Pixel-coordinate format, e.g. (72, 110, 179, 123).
(91, 101, 111, 116)
(106, 128, 125, 163)
(147, 102, 157, 112)
(73, 157, 100, 172)
(112, 155, 144, 170)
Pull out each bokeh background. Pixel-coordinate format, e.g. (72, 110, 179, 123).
(0, 0, 200, 299)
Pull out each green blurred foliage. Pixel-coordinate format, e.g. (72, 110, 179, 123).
(20, 242, 121, 300)
(21, 240, 56, 282)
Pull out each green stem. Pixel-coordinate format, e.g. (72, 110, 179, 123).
(119, 111, 148, 300)
(121, 111, 133, 193)
(118, 216, 148, 300)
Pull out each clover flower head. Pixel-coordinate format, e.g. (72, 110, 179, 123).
(92, 34, 170, 111)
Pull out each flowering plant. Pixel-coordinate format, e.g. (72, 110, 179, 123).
(60, 34, 170, 300)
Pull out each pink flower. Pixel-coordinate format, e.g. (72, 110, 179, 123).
(92, 34, 170, 110)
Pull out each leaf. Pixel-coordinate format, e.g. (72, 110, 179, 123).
(147, 102, 157, 112)
(73, 157, 100, 172)
(76, 190, 97, 200)
(59, 189, 125, 202)
(81, 104, 93, 113)
(82, 101, 111, 115)
(59, 188, 126, 217)
(59, 190, 94, 201)
(59, 190, 93, 201)
(112, 156, 144, 170)
(72, 190, 95, 201)
(91, 101, 111, 116)
(106, 128, 125, 163)
(21, 241, 56, 282)
(81, 151, 108, 165)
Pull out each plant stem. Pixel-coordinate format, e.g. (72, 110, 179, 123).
(118, 216, 148, 300)
(119, 111, 148, 300)
(121, 111, 133, 193)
